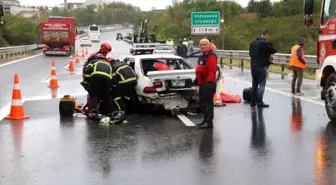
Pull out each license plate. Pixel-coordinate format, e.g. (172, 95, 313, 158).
(171, 80, 185, 87)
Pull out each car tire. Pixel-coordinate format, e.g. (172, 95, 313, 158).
(325, 72, 336, 122)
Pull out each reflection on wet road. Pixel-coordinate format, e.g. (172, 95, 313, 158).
(0, 30, 335, 185)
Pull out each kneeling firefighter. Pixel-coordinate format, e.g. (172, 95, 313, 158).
(81, 54, 107, 91)
(83, 58, 124, 124)
(108, 58, 137, 113)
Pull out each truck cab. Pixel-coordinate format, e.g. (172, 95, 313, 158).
(304, 0, 336, 121)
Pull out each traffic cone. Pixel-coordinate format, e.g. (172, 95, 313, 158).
(75, 50, 79, 57)
(214, 78, 224, 107)
(81, 48, 85, 58)
(5, 73, 29, 120)
(68, 56, 75, 73)
(48, 60, 59, 88)
(75, 56, 80, 64)
(85, 47, 89, 55)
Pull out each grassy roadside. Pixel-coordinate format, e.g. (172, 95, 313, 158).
(218, 58, 316, 80)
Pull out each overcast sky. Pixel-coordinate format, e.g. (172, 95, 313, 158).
(18, 0, 279, 10)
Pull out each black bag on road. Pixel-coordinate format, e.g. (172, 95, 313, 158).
(243, 87, 252, 102)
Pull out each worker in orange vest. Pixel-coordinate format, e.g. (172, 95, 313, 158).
(290, 38, 308, 96)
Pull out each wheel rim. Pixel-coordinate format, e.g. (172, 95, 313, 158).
(326, 82, 336, 111)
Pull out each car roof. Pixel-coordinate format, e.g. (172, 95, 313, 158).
(131, 54, 183, 60)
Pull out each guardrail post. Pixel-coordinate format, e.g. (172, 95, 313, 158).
(240, 59, 244, 72)
(281, 64, 285, 79)
(220, 57, 223, 68)
(229, 52, 232, 69)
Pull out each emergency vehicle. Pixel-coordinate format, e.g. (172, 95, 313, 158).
(304, 0, 336, 121)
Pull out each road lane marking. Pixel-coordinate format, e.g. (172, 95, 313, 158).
(64, 64, 69, 69)
(226, 76, 324, 106)
(0, 91, 89, 121)
(43, 76, 51, 82)
(0, 53, 43, 68)
(176, 114, 196, 127)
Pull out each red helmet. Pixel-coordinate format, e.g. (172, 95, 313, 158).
(100, 42, 112, 55)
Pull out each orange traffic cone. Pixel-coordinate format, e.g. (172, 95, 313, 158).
(75, 56, 80, 63)
(214, 78, 225, 107)
(68, 56, 75, 73)
(75, 50, 79, 57)
(81, 48, 85, 58)
(48, 60, 59, 88)
(5, 73, 29, 120)
(85, 47, 89, 55)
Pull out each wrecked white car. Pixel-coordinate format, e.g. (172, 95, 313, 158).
(124, 54, 199, 113)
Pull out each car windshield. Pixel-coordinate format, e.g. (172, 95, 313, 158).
(155, 45, 173, 50)
(141, 58, 194, 75)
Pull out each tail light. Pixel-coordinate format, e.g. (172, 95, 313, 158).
(153, 50, 156, 54)
(143, 81, 163, 93)
(43, 45, 49, 50)
(64, 46, 70, 50)
(136, 50, 141, 54)
(170, 50, 174, 54)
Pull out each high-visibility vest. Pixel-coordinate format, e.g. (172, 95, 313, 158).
(166, 40, 174, 45)
(290, 44, 307, 69)
(183, 41, 188, 47)
(210, 43, 216, 51)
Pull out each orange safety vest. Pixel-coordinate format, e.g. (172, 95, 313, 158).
(290, 44, 307, 69)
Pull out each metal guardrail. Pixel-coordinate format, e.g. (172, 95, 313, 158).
(0, 44, 38, 60)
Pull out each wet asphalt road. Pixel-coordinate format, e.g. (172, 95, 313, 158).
(0, 30, 335, 185)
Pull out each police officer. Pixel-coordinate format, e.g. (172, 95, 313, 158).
(182, 38, 188, 47)
(108, 58, 137, 113)
(83, 58, 114, 120)
(195, 38, 218, 129)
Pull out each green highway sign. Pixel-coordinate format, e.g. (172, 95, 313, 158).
(191, 11, 220, 35)
(191, 11, 220, 26)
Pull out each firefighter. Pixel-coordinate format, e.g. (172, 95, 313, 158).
(81, 54, 107, 91)
(83, 58, 114, 120)
(83, 41, 112, 67)
(107, 58, 137, 113)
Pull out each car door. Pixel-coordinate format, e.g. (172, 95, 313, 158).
(186, 51, 222, 81)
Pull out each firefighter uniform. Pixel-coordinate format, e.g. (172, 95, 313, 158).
(81, 53, 106, 91)
(110, 60, 137, 113)
(83, 60, 114, 117)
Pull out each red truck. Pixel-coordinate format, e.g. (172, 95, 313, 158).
(41, 16, 76, 56)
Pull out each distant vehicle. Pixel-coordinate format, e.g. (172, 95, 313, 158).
(116, 33, 123, 40)
(303, 0, 336, 122)
(123, 54, 199, 113)
(88, 24, 100, 42)
(130, 43, 161, 55)
(41, 16, 76, 56)
(80, 37, 92, 47)
(153, 44, 175, 55)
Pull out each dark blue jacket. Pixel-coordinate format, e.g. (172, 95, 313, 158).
(249, 37, 277, 68)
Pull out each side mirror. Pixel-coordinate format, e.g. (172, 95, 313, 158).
(0, 4, 4, 17)
(304, 15, 314, 25)
(303, 0, 314, 15)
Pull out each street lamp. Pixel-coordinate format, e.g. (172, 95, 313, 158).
(220, 18, 224, 23)
(220, 17, 224, 49)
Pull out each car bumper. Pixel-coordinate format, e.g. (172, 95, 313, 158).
(43, 50, 69, 55)
(139, 93, 198, 111)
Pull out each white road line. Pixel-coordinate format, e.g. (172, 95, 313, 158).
(176, 114, 196, 127)
(64, 64, 69, 69)
(0, 53, 43, 68)
(43, 76, 51, 83)
(225, 76, 325, 106)
(0, 91, 89, 121)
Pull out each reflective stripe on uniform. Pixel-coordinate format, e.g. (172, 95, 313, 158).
(92, 61, 112, 79)
(114, 97, 121, 110)
(113, 65, 137, 84)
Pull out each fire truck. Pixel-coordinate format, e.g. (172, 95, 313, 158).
(41, 16, 76, 56)
(304, 0, 336, 121)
